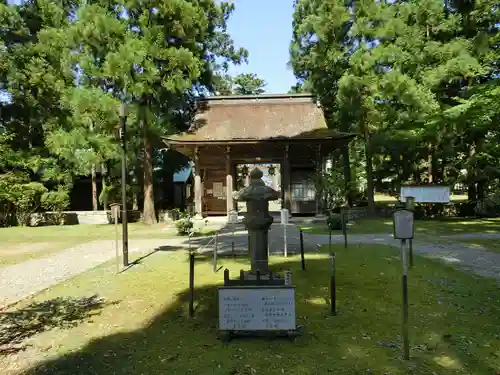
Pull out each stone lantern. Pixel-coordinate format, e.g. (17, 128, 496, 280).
(233, 168, 280, 274)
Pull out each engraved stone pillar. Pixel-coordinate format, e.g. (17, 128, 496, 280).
(234, 168, 280, 273)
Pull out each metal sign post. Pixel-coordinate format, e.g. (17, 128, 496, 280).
(393, 209, 415, 360)
(405, 196, 416, 268)
(110, 204, 121, 274)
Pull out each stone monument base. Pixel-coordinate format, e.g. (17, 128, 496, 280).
(223, 269, 286, 286)
(243, 270, 283, 282)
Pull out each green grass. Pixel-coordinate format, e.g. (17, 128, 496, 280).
(301, 217, 500, 235)
(2, 245, 499, 375)
(455, 238, 500, 254)
(0, 223, 177, 267)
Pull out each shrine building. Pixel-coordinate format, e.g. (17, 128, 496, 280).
(163, 93, 355, 217)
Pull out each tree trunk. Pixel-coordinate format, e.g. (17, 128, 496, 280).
(91, 165, 98, 211)
(364, 132, 375, 214)
(133, 190, 139, 210)
(342, 144, 353, 206)
(142, 103, 157, 224)
(467, 143, 477, 201)
(427, 143, 433, 183)
(413, 171, 421, 184)
(476, 136, 486, 201)
(101, 164, 108, 211)
(89, 120, 98, 211)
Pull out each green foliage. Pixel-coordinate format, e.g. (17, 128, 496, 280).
(0, 0, 247, 226)
(173, 210, 194, 236)
(0, 171, 47, 226)
(326, 213, 342, 231)
(290, 0, 500, 210)
(313, 169, 345, 211)
(232, 73, 266, 95)
(41, 187, 70, 225)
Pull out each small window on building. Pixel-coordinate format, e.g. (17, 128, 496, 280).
(291, 169, 315, 201)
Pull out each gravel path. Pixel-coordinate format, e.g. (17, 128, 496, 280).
(0, 238, 190, 309)
(1, 223, 499, 308)
(203, 224, 500, 280)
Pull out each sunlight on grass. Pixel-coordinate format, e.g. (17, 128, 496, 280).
(434, 355, 462, 370)
(305, 297, 328, 306)
(457, 239, 500, 254)
(1, 245, 499, 375)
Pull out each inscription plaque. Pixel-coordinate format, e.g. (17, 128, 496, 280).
(218, 287, 296, 331)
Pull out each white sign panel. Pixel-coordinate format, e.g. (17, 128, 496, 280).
(219, 287, 296, 331)
(400, 186, 450, 203)
(393, 210, 414, 239)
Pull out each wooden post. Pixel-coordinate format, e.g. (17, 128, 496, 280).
(329, 229, 336, 315)
(300, 229, 306, 270)
(225, 146, 233, 217)
(189, 252, 195, 318)
(283, 144, 291, 211)
(315, 144, 322, 215)
(194, 146, 202, 217)
(401, 239, 410, 359)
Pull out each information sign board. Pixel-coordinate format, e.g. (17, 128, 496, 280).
(218, 287, 296, 331)
(400, 186, 450, 203)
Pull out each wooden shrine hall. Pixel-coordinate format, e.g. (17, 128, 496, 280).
(163, 93, 355, 217)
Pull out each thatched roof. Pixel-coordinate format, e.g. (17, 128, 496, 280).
(163, 94, 355, 145)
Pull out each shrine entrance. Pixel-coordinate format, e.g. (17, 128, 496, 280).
(235, 163, 281, 213)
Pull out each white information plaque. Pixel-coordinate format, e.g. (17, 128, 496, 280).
(400, 186, 450, 203)
(218, 287, 296, 331)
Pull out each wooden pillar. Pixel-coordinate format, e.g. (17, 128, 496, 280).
(194, 146, 202, 217)
(225, 146, 233, 216)
(315, 144, 322, 215)
(283, 144, 291, 211)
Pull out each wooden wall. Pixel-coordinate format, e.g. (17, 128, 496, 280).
(188, 142, 335, 215)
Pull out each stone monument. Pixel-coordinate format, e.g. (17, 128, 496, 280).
(233, 168, 280, 274)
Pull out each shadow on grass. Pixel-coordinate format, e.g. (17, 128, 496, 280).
(0, 295, 115, 354)
(18, 250, 500, 375)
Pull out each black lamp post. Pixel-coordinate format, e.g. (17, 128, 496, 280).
(118, 103, 129, 267)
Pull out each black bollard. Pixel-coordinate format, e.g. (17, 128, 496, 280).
(300, 229, 306, 270)
(189, 252, 195, 318)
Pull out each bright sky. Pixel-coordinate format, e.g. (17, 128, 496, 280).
(224, 0, 297, 94)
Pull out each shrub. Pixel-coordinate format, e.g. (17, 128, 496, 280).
(41, 188, 70, 225)
(174, 209, 194, 236)
(475, 191, 500, 217)
(326, 213, 343, 231)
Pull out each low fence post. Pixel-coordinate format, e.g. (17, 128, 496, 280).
(189, 252, 195, 318)
(300, 229, 306, 271)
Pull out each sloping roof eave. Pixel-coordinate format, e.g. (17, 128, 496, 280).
(163, 133, 356, 145)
